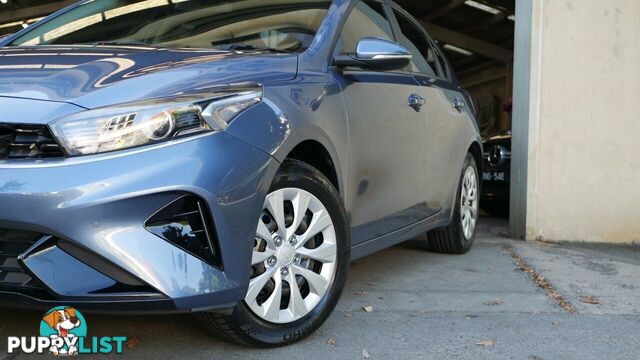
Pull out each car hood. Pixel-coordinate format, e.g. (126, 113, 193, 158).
(0, 45, 298, 109)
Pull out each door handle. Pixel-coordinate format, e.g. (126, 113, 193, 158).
(452, 98, 466, 112)
(408, 94, 425, 112)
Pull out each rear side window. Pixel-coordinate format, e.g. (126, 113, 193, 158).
(393, 10, 440, 77)
(337, 1, 394, 54)
(432, 46, 450, 79)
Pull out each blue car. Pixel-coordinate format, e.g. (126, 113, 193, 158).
(0, 0, 481, 347)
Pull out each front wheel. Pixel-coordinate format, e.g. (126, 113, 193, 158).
(426, 152, 480, 254)
(196, 160, 349, 347)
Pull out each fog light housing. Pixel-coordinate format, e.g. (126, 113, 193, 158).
(145, 196, 221, 268)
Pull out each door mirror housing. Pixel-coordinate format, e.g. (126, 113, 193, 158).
(334, 37, 412, 71)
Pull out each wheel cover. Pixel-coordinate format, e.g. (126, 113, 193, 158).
(460, 165, 479, 240)
(245, 188, 337, 324)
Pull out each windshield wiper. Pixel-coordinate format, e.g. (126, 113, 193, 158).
(86, 41, 160, 47)
(213, 43, 292, 54)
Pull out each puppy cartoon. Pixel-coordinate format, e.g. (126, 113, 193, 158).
(42, 307, 81, 356)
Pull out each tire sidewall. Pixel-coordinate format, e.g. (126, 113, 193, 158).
(229, 161, 350, 346)
(455, 153, 479, 251)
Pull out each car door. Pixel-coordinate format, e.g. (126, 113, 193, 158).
(333, 0, 435, 244)
(390, 6, 474, 215)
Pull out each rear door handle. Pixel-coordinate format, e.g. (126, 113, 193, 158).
(452, 98, 466, 112)
(408, 94, 425, 112)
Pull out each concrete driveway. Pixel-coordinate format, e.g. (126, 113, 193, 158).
(1, 217, 639, 359)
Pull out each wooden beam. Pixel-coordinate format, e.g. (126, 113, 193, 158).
(457, 60, 501, 77)
(0, 1, 76, 24)
(461, 68, 508, 88)
(484, 0, 515, 15)
(421, 21, 513, 63)
(462, 13, 507, 33)
(426, 0, 466, 21)
(452, 54, 482, 70)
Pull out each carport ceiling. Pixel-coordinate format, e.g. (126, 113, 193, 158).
(1, 0, 515, 73)
(395, 0, 515, 74)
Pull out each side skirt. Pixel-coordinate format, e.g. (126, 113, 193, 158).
(350, 212, 448, 261)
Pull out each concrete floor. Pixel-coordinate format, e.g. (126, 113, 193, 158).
(1, 217, 639, 359)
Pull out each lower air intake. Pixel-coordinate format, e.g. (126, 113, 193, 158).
(145, 196, 221, 268)
(0, 229, 47, 294)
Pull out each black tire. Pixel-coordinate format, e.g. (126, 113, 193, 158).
(426, 152, 479, 254)
(196, 160, 350, 347)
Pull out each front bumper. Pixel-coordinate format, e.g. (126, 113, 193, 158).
(0, 132, 279, 313)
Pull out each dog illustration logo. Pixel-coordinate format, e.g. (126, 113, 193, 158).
(8, 306, 127, 355)
(40, 307, 87, 356)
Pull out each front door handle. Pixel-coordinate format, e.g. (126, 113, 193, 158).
(408, 94, 425, 112)
(452, 98, 466, 112)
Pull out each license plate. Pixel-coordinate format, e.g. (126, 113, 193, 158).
(483, 171, 506, 182)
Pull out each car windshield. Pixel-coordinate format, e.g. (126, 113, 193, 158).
(8, 0, 331, 53)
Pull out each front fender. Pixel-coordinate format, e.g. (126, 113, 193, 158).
(225, 78, 348, 197)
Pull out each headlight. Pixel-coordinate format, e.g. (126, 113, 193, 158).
(50, 88, 262, 156)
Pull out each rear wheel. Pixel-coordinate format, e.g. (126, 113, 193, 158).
(196, 160, 349, 347)
(427, 152, 479, 254)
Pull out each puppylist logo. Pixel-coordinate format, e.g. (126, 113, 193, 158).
(7, 307, 128, 356)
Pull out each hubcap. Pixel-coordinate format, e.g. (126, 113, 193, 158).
(245, 188, 337, 324)
(460, 165, 479, 240)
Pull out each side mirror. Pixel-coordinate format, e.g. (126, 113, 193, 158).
(334, 37, 412, 71)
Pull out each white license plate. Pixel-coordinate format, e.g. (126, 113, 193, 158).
(483, 171, 506, 182)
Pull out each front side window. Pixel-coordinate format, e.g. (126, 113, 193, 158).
(393, 10, 440, 77)
(337, 1, 394, 55)
(9, 0, 330, 53)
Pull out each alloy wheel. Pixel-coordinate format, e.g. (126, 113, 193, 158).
(245, 188, 337, 324)
(460, 165, 479, 240)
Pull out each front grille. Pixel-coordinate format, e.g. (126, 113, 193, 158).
(0, 229, 44, 291)
(0, 123, 65, 159)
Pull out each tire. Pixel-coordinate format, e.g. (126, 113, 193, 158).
(426, 152, 479, 254)
(196, 160, 350, 347)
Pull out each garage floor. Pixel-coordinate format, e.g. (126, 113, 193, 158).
(1, 217, 639, 360)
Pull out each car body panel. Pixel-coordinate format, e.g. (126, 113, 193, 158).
(0, 96, 85, 125)
(413, 75, 481, 215)
(335, 71, 434, 243)
(0, 46, 298, 109)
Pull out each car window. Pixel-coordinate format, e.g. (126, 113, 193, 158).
(337, 1, 394, 55)
(9, 0, 330, 53)
(432, 45, 451, 80)
(393, 10, 439, 77)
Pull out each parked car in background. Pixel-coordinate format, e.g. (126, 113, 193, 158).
(481, 132, 511, 217)
(0, 0, 481, 347)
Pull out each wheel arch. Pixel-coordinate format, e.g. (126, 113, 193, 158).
(284, 139, 341, 195)
(442, 140, 484, 226)
(468, 141, 483, 177)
